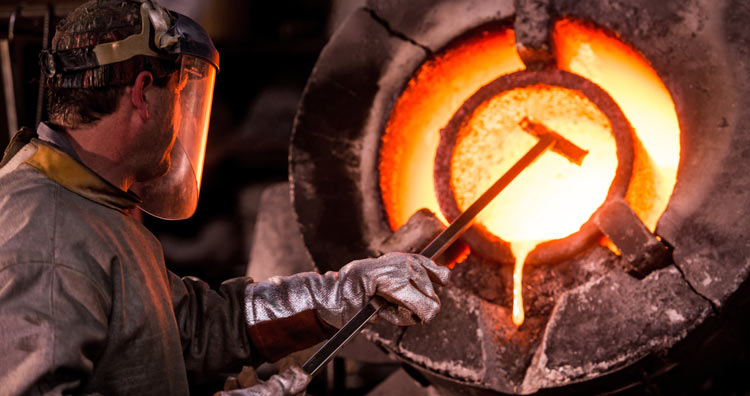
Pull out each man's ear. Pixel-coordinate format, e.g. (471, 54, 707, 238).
(131, 71, 154, 121)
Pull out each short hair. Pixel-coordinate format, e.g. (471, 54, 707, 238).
(46, 58, 177, 128)
(45, 0, 178, 128)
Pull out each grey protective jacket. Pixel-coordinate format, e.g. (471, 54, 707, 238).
(0, 127, 333, 396)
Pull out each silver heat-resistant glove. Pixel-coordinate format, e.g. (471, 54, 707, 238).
(245, 252, 451, 329)
(215, 365, 310, 396)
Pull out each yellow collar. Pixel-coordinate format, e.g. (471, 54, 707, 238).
(25, 139, 141, 212)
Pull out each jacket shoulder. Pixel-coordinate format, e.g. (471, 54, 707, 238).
(0, 160, 62, 264)
(0, 160, 123, 278)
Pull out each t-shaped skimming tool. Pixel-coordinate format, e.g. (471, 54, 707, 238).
(302, 116, 590, 376)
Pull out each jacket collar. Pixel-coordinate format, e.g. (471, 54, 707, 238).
(24, 124, 141, 212)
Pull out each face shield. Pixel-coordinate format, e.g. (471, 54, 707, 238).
(131, 54, 217, 219)
(40, 0, 220, 220)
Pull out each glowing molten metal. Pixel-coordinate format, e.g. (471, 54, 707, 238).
(379, 19, 680, 327)
(450, 85, 616, 243)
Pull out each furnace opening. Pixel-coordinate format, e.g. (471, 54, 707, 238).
(379, 17, 680, 257)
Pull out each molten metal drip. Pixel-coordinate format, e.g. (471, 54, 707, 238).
(511, 241, 538, 326)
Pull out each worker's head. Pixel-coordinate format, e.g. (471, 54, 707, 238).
(41, 0, 219, 220)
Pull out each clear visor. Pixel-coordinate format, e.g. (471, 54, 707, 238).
(132, 55, 216, 220)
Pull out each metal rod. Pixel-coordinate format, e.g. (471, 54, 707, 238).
(9, 6, 20, 41)
(1, 39, 17, 138)
(35, 3, 53, 127)
(302, 297, 385, 377)
(301, 134, 557, 376)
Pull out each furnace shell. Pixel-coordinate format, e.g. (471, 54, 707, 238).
(290, 0, 750, 394)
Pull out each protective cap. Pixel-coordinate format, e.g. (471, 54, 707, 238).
(41, 0, 219, 220)
(41, 0, 219, 87)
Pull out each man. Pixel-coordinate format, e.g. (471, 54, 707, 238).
(0, 1, 450, 395)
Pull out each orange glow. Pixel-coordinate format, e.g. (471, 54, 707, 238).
(379, 19, 681, 327)
(193, 68, 215, 188)
(379, 29, 525, 229)
(449, 83, 619, 328)
(553, 19, 680, 230)
(451, 85, 617, 242)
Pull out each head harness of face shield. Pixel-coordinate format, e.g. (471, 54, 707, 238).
(40, 0, 219, 220)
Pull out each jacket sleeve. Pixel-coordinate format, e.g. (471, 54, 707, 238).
(169, 273, 335, 380)
(0, 261, 109, 396)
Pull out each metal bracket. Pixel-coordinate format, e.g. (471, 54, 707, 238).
(513, 0, 555, 70)
(594, 198, 671, 279)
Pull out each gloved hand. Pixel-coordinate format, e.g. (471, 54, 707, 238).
(245, 252, 451, 329)
(324, 252, 451, 326)
(215, 365, 309, 396)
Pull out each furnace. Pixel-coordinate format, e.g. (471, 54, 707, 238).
(291, 0, 750, 394)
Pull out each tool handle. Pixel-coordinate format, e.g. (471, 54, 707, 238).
(420, 133, 555, 260)
(302, 297, 385, 376)
(302, 135, 557, 376)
